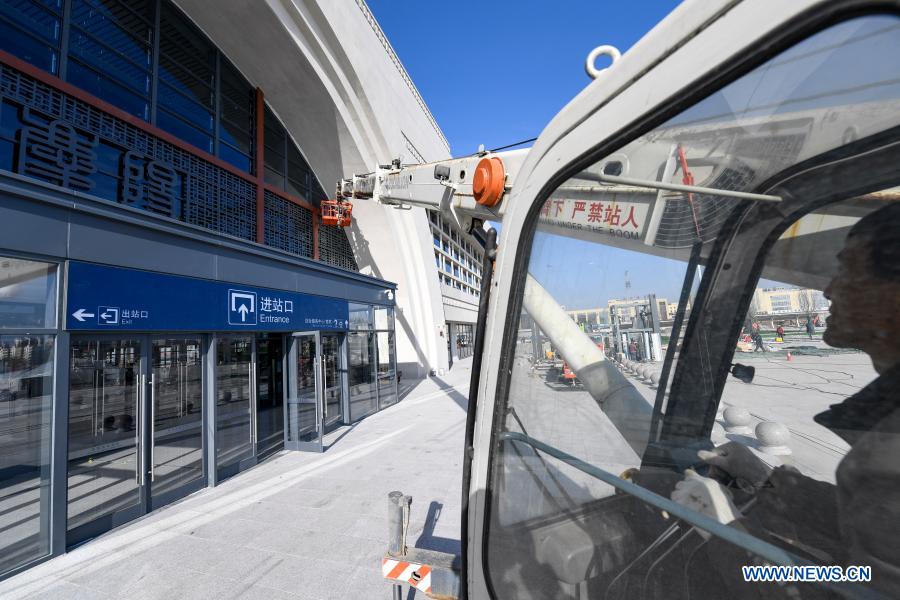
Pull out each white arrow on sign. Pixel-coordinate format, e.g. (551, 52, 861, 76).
(238, 304, 249, 322)
(72, 308, 95, 322)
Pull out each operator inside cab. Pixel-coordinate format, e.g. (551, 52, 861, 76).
(671, 203, 900, 597)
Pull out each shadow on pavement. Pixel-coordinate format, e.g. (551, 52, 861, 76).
(413, 501, 461, 556)
(430, 377, 469, 411)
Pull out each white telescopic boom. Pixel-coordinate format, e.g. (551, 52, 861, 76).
(524, 275, 652, 455)
(339, 150, 654, 454)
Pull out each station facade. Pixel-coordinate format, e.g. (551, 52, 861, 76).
(0, 0, 448, 581)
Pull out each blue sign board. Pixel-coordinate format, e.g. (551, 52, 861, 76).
(66, 261, 350, 332)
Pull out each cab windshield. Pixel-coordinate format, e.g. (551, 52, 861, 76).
(485, 14, 900, 600)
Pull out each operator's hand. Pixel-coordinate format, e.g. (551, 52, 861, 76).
(671, 469, 742, 539)
(698, 441, 772, 489)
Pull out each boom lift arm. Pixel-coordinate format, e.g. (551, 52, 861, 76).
(339, 150, 658, 453)
(336, 149, 529, 237)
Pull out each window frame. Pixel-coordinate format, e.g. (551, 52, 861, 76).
(469, 3, 900, 598)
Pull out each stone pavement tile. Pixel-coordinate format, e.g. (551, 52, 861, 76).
(341, 565, 392, 600)
(183, 514, 276, 546)
(6, 578, 112, 600)
(125, 568, 234, 600)
(343, 514, 388, 542)
(146, 533, 282, 585)
(315, 492, 382, 517)
(249, 525, 385, 565)
(294, 505, 365, 535)
(255, 554, 354, 600)
(245, 524, 320, 556)
(219, 582, 306, 600)
(264, 486, 338, 509)
(69, 559, 231, 600)
(65, 550, 177, 598)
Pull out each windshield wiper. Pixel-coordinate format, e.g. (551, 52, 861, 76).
(575, 171, 782, 203)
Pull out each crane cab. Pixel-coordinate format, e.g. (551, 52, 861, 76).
(462, 2, 900, 599)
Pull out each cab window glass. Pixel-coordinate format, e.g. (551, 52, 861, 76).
(728, 200, 888, 484)
(486, 15, 900, 600)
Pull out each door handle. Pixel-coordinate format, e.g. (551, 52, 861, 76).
(322, 355, 327, 417)
(138, 373, 145, 486)
(249, 362, 256, 447)
(149, 374, 156, 482)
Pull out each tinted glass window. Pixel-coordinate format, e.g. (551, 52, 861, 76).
(0, 0, 61, 74)
(0, 257, 57, 329)
(219, 59, 253, 170)
(70, 0, 152, 66)
(0, 334, 54, 576)
(349, 303, 374, 331)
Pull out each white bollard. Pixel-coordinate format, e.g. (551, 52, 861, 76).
(756, 422, 792, 455)
(723, 407, 753, 435)
(649, 372, 659, 386)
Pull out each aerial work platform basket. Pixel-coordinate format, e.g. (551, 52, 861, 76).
(320, 199, 353, 227)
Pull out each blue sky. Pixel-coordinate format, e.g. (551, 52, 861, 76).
(367, 1, 684, 307)
(366, 6, 893, 309)
(366, 0, 681, 156)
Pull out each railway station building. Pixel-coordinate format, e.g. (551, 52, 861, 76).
(0, 0, 456, 579)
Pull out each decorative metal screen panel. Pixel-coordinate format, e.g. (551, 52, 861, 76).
(319, 224, 358, 271)
(264, 190, 313, 258)
(0, 63, 256, 241)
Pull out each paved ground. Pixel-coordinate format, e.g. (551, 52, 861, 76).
(0, 360, 473, 600)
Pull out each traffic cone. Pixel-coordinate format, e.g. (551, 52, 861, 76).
(786, 351, 793, 361)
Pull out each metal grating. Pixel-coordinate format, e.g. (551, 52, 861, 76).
(263, 190, 313, 258)
(0, 63, 256, 241)
(319, 224, 358, 271)
(654, 165, 754, 248)
(653, 132, 805, 249)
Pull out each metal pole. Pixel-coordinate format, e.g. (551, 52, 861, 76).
(387, 490, 405, 556)
(388, 491, 411, 599)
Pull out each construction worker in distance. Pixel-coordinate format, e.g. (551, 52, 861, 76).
(671, 203, 900, 598)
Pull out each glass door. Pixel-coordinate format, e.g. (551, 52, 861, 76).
(256, 333, 285, 457)
(322, 333, 343, 429)
(286, 332, 323, 451)
(215, 336, 254, 480)
(67, 337, 146, 545)
(68, 335, 208, 546)
(149, 337, 204, 505)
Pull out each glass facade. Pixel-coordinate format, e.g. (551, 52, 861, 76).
(0, 333, 53, 575)
(255, 333, 285, 457)
(347, 331, 377, 421)
(348, 303, 398, 419)
(0, 258, 57, 329)
(0, 0, 353, 271)
(375, 306, 396, 407)
(150, 337, 204, 497)
(0, 256, 56, 575)
(0, 250, 397, 578)
(67, 336, 143, 534)
(215, 335, 253, 477)
(429, 209, 483, 296)
(0, 0, 398, 580)
(0, 0, 253, 171)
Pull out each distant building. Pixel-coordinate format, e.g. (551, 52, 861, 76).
(428, 210, 484, 363)
(751, 287, 829, 315)
(666, 302, 681, 320)
(608, 297, 671, 325)
(565, 307, 610, 330)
